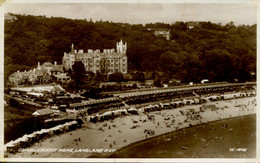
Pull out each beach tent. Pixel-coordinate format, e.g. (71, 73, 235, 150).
(118, 109, 128, 116)
(240, 93, 246, 97)
(16, 136, 29, 148)
(50, 126, 60, 135)
(153, 104, 159, 110)
(26, 133, 36, 145)
(55, 124, 65, 133)
(40, 129, 50, 138)
(199, 97, 207, 103)
(69, 121, 78, 130)
(246, 91, 255, 97)
(102, 111, 113, 120)
(170, 102, 178, 108)
(144, 106, 151, 112)
(175, 101, 184, 107)
(164, 103, 171, 109)
(184, 100, 194, 105)
(33, 130, 43, 140)
(5, 141, 16, 153)
(148, 105, 156, 111)
(112, 110, 120, 117)
(207, 95, 219, 101)
(48, 128, 55, 136)
(90, 115, 98, 123)
(222, 94, 234, 100)
(138, 108, 144, 113)
(193, 99, 200, 104)
(127, 107, 138, 115)
(63, 122, 71, 131)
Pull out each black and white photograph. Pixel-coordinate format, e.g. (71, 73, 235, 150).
(1, 0, 257, 161)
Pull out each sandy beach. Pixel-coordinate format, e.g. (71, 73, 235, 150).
(6, 96, 256, 158)
(109, 114, 256, 158)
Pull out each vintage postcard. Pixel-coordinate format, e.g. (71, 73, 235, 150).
(0, 0, 258, 162)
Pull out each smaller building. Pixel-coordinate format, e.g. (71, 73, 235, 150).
(152, 28, 171, 40)
(187, 21, 201, 29)
(37, 61, 63, 75)
(35, 69, 52, 83)
(9, 71, 23, 85)
(32, 108, 54, 117)
(8, 61, 64, 86)
(54, 72, 71, 83)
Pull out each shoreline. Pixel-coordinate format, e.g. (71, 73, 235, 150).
(107, 114, 256, 158)
(6, 96, 256, 158)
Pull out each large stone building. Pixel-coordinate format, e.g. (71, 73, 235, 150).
(62, 40, 128, 74)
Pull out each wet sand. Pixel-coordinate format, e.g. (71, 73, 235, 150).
(7, 97, 256, 158)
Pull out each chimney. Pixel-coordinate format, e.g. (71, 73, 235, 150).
(88, 49, 93, 53)
(54, 61, 57, 65)
(71, 43, 74, 54)
(38, 62, 40, 67)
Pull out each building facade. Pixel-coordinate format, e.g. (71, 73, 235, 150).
(8, 61, 64, 85)
(62, 40, 128, 74)
(153, 29, 171, 40)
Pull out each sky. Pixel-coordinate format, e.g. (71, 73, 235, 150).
(3, 1, 257, 25)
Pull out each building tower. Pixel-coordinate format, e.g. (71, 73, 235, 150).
(116, 39, 127, 53)
(71, 43, 74, 54)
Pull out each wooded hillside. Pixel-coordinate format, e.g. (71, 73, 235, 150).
(4, 13, 256, 83)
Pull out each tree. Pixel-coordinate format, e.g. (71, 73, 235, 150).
(71, 61, 86, 89)
(133, 71, 145, 82)
(94, 72, 105, 88)
(154, 77, 162, 87)
(4, 14, 256, 84)
(109, 73, 124, 82)
(159, 51, 183, 79)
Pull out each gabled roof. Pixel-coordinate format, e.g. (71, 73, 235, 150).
(51, 65, 63, 72)
(35, 69, 46, 77)
(9, 72, 21, 78)
(42, 62, 53, 67)
(35, 69, 50, 77)
(53, 86, 65, 92)
(32, 108, 53, 116)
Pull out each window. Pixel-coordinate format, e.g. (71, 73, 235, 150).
(116, 64, 119, 67)
(123, 64, 125, 67)
(123, 59, 125, 62)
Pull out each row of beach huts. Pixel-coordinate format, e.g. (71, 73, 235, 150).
(89, 91, 256, 123)
(4, 121, 78, 154)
